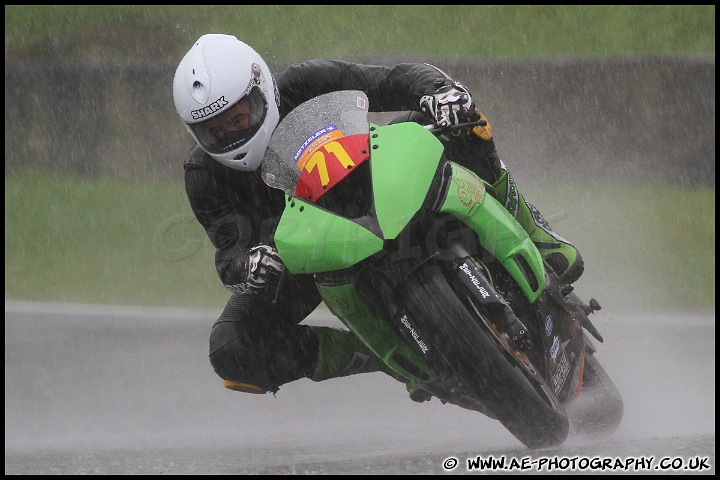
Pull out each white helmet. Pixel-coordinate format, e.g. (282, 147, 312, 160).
(173, 34, 280, 171)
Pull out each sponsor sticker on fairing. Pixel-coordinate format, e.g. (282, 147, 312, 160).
(400, 314, 429, 354)
(552, 351, 571, 394)
(550, 335, 560, 360)
(545, 315, 553, 336)
(294, 124, 343, 170)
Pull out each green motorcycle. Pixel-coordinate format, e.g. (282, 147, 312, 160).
(261, 90, 623, 449)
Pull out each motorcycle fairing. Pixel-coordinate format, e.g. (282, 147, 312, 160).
(317, 282, 439, 386)
(368, 122, 445, 239)
(436, 162, 546, 303)
(274, 197, 384, 274)
(275, 122, 444, 273)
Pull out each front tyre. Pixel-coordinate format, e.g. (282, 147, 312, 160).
(401, 261, 569, 449)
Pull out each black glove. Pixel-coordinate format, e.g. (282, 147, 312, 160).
(420, 81, 477, 128)
(245, 245, 285, 293)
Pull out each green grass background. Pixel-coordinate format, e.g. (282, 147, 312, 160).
(5, 5, 715, 63)
(4, 6, 715, 312)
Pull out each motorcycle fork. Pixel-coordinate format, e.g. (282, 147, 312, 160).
(446, 254, 527, 341)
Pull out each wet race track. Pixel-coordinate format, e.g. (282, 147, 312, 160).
(5, 301, 715, 475)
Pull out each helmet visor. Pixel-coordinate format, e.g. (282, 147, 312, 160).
(189, 86, 268, 155)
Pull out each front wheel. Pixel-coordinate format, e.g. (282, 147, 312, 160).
(401, 260, 569, 449)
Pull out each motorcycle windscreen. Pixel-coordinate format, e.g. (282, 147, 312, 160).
(294, 132, 370, 202)
(262, 91, 370, 195)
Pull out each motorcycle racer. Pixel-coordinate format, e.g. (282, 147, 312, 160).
(172, 33, 583, 395)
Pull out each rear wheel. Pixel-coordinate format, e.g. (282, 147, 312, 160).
(564, 348, 624, 436)
(402, 260, 569, 448)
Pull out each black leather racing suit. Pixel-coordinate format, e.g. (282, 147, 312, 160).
(183, 60, 502, 392)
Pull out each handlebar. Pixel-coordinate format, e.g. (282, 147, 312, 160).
(424, 120, 487, 135)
